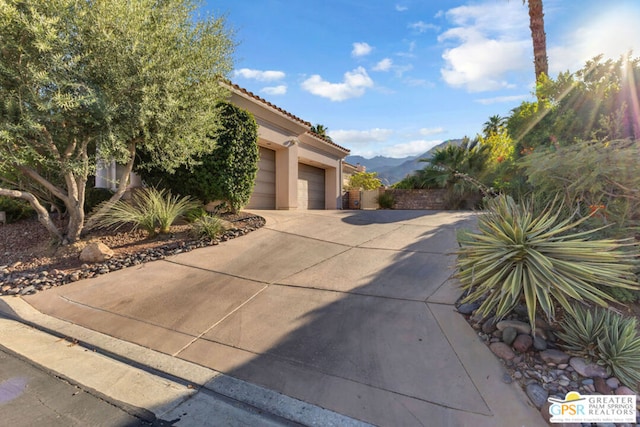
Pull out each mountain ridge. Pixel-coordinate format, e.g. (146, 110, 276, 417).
(346, 139, 462, 185)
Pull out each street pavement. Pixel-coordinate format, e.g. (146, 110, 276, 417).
(1, 210, 546, 426)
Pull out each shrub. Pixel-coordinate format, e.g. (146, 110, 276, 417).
(456, 195, 639, 331)
(376, 192, 395, 209)
(190, 215, 228, 240)
(138, 102, 259, 213)
(0, 196, 34, 223)
(84, 186, 113, 213)
(558, 305, 640, 390)
(94, 188, 198, 236)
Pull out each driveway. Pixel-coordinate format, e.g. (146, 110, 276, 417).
(24, 210, 544, 426)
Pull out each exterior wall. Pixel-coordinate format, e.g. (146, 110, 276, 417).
(385, 189, 448, 210)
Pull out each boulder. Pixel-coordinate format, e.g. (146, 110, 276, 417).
(539, 349, 570, 365)
(490, 342, 516, 361)
(513, 334, 533, 353)
(496, 319, 531, 335)
(79, 242, 114, 263)
(569, 357, 608, 379)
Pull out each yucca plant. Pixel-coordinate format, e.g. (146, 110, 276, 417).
(558, 305, 640, 391)
(597, 313, 640, 391)
(556, 305, 611, 360)
(456, 195, 639, 331)
(94, 188, 198, 236)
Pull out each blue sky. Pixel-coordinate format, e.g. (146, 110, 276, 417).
(207, 0, 640, 158)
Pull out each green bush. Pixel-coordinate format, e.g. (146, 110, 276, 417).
(138, 102, 259, 213)
(94, 188, 198, 236)
(84, 187, 113, 213)
(0, 196, 34, 223)
(376, 192, 395, 209)
(558, 305, 640, 391)
(190, 215, 228, 240)
(456, 195, 639, 331)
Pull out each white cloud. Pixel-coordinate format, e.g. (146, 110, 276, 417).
(475, 94, 531, 105)
(301, 67, 374, 101)
(395, 4, 408, 12)
(419, 127, 446, 136)
(409, 21, 439, 33)
(373, 58, 393, 72)
(381, 140, 443, 158)
(352, 42, 373, 57)
(330, 128, 394, 144)
(438, 1, 530, 92)
(234, 68, 286, 82)
(261, 85, 287, 95)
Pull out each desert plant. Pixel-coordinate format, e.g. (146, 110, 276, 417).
(597, 314, 640, 390)
(556, 305, 610, 360)
(456, 195, 639, 331)
(190, 215, 228, 240)
(376, 192, 395, 209)
(94, 188, 197, 236)
(558, 305, 640, 390)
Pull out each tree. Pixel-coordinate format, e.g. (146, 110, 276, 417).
(482, 115, 507, 138)
(525, 0, 548, 82)
(347, 172, 382, 190)
(310, 124, 333, 142)
(138, 102, 259, 214)
(0, 0, 234, 243)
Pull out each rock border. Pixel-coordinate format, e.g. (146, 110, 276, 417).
(458, 300, 640, 426)
(0, 215, 265, 297)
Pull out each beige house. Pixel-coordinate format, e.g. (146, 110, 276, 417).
(226, 82, 350, 210)
(97, 82, 350, 210)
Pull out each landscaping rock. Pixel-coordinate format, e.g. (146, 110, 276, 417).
(615, 386, 635, 395)
(481, 316, 497, 334)
(532, 335, 547, 351)
(496, 319, 531, 335)
(79, 242, 114, 263)
(594, 377, 612, 395)
(457, 302, 480, 315)
(502, 327, 518, 346)
(525, 383, 548, 408)
(569, 357, 608, 379)
(490, 342, 516, 361)
(606, 377, 620, 389)
(540, 349, 570, 365)
(513, 334, 533, 353)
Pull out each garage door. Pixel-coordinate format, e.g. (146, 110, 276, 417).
(298, 163, 325, 210)
(247, 147, 276, 209)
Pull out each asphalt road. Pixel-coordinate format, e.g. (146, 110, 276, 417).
(0, 345, 167, 427)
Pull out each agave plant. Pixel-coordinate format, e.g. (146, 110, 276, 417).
(94, 187, 198, 236)
(456, 195, 639, 330)
(558, 305, 640, 391)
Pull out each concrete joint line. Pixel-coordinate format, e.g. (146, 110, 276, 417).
(172, 284, 269, 357)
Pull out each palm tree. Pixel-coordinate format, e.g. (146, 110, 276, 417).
(525, 0, 548, 81)
(482, 115, 506, 137)
(310, 124, 333, 142)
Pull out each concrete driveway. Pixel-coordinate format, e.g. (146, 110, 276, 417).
(24, 210, 544, 426)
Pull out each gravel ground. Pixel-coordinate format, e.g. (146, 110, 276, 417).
(0, 213, 265, 296)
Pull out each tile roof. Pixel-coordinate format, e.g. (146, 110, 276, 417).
(225, 81, 350, 154)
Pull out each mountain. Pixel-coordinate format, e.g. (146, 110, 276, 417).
(346, 139, 462, 185)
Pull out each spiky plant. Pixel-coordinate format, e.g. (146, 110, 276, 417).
(94, 187, 197, 236)
(558, 305, 640, 391)
(456, 195, 639, 331)
(190, 215, 228, 240)
(597, 313, 640, 391)
(555, 305, 610, 360)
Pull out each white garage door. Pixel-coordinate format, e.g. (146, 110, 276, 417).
(298, 163, 325, 210)
(247, 147, 276, 209)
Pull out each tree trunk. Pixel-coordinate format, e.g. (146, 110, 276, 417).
(0, 188, 64, 241)
(527, 0, 548, 81)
